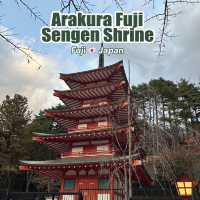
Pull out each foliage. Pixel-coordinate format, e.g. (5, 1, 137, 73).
(0, 94, 31, 170)
(0, 95, 63, 191)
(132, 78, 200, 184)
(133, 78, 200, 134)
(0, 94, 31, 191)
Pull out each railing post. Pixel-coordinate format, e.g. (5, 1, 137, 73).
(6, 193, 10, 200)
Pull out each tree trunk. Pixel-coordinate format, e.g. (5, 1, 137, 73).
(124, 164, 128, 200)
(162, 97, 166, 129)
(168, 108, 172, 130)
(154, 95, 159, 153)
(26, 172, 33, 192)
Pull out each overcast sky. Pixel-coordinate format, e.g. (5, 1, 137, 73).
(0, 1, 199, 114)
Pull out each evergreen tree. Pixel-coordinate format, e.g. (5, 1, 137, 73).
(0, 94, 31, 191)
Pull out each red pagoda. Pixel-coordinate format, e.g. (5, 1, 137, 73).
(19, 57, 152, 200)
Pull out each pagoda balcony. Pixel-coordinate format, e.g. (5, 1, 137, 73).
(61, 150, 114, 158)
(45, 99, 128, 132)
(68, 126, 112, 134)
(32, 126, 142, 154)
(68, 123, 113, 133)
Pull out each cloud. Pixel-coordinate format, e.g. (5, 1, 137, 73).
(0, 4, 199, 114)
(102, 4, 200, 85)
(0, 36, 66, 114)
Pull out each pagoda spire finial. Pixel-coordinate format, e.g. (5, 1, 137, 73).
(98, 43, 104, 68)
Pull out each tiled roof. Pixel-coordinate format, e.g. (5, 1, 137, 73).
(20, 154, 138, 166)
(60, 60, 127, 89)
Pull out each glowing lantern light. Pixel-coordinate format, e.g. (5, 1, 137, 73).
(176, 176, 193, 199)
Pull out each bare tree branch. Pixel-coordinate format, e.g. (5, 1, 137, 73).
(59, 0, 65, 8)
(144, 0, 200, 55)
(60, 0, 93, 12)
(14, 0, 48, 25)
(168, 0, 200, 3)
(79, 0, 91, 12)
(145, 13, 165, 23)
(158, 0, 169, 55)
(143, 0, 155, 8)
(0, 0, 47, 69)
(114, 0, 124, 11)
(0, 33, 42, 69)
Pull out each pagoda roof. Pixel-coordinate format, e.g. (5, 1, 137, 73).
(33, 140, 70, 154)
(32, 126, 143, 153)
(46, 101, 128, 130)
(46, 100, 128, 120)
(54, 81, 127, 101)
(19, 155, 152, 185)
(32, 127, 127, 153)
(19, 154, 138, 170)
(33, 126, 128, 142)
(60, 60, 127, 89)
(33, 126, 127, 140)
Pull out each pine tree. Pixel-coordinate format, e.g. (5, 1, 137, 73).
(0, 94, 31, 192)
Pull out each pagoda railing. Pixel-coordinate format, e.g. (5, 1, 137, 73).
(0, 190, 123, 200)
(1, 189, 197, 200)
(61, 150, 114, 157)
(79, 188, 124, 200)
(0, 192, 83, 200)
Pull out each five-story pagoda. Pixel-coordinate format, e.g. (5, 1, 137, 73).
(19, 55, 152, 200)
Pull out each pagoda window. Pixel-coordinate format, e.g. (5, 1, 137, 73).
(97, 145, 109, 152)
(99, 101, 108, 106)
(65, 170, 76, 176)
(64, 179, 75, 190)
(98, 121, 108, 127)
(88, 169, 96, 175)
(72, 146, 83, 154)
(82, 103, 90, 107)
(79, 170, 87, 176)
(77, 123, 87, 129)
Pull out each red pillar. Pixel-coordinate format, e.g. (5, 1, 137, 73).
(60, 171, 65, 193)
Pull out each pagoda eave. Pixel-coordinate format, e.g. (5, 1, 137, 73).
(45, 101, 128, 120)
(59, 60, 128, 90)
(32, 126, 143, 153)
(33, 132, 112, 143)
(19, 154, 139, 172)
(32, 126, 130, 144)
(53, 81, 128, 101)
(19, 156, 152, 185)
